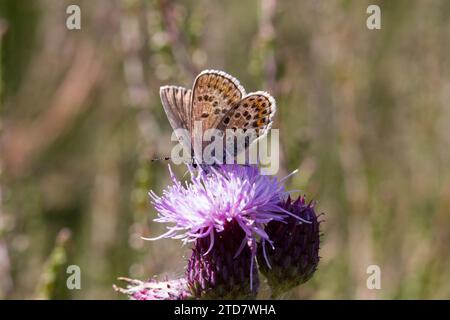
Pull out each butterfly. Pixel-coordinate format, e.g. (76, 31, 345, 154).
(159, 69, 276, 165)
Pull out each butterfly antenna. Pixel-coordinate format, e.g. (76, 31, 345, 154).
(151, 156, 171, 162)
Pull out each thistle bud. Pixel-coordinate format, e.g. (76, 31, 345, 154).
(258, 196, 321, 297)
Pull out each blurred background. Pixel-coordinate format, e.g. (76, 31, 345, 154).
(0, 0, 449, 299)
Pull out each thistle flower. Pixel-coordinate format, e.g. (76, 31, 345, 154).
(147, 164, 307, 298)
(148, 165, 292, 245)
(114, 278, 191, 300)
(257, 195, 321, 297)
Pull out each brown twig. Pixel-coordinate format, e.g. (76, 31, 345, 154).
(255, 0, 288, 176)
(259, 0, 278, 95)
(0, 18, 13, 299)
(0, 43, 102, 175)
(119, 0, 166, 160)
(157, 0, 198, 78)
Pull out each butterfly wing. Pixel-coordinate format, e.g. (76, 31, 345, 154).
(217, 91, 276, 158)
(160, 85, 192, 152)
(161, 70, 276, 165)
(191, 70, 246, 132)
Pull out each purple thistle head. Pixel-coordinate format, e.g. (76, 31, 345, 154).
(257, 195, 321, 297)
(148, 164, 292, 252)
(114, 278, 191, 300)
(147, 164, 307, 298)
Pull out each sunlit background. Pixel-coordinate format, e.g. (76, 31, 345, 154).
(0, 0, 449, 299)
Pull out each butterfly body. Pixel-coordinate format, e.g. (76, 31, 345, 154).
(160, 70, 276, 165)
